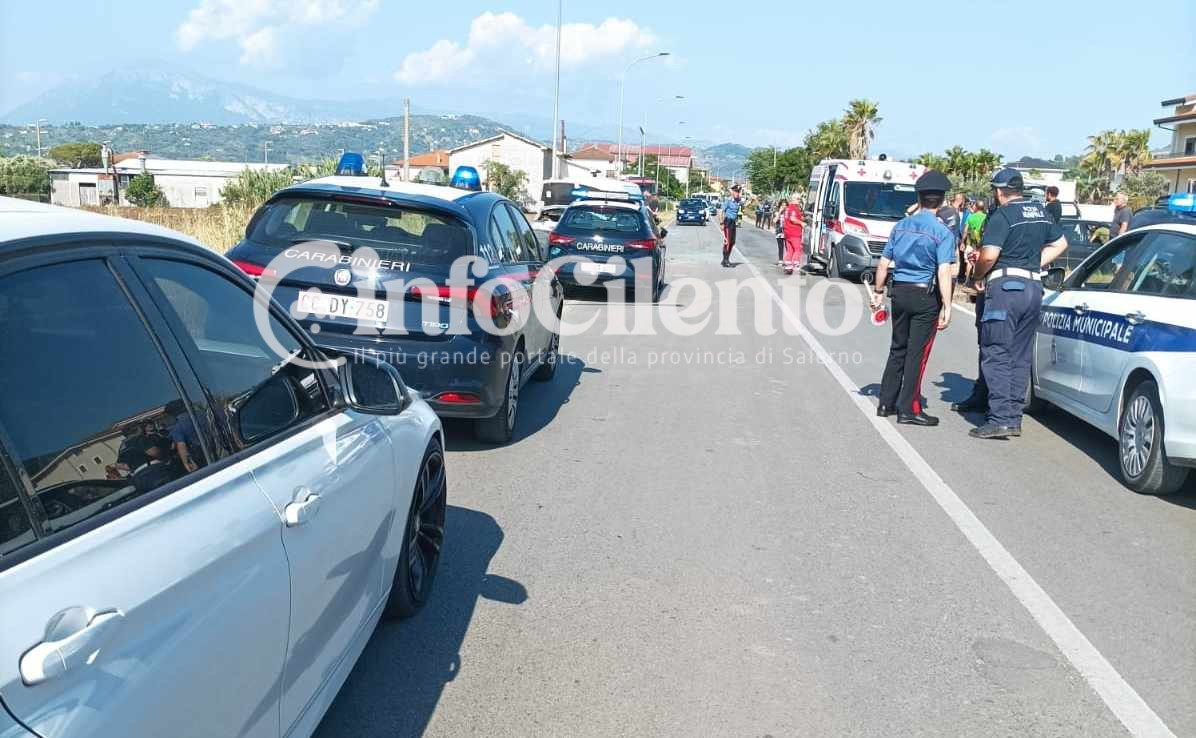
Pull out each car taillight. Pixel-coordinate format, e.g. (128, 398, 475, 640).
(548, 232, 575, 246)
(843, 217, 870, 237)
(409, 285, 505, 319)
(434, 392, 482, 405)
(625, 239, 657, 250)
(232, 260, 276, 278)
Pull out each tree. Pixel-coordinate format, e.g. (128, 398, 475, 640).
(0, 156, 52, 197)
(804, 119, 850, 161)
(219, 167, 297, 209)
(125, 174, 168, 207)
(843, 99, 882, 160)
(48, 142, 102, 168)
(484, 160, 529, 204)
(1120, 172, 1169, 211)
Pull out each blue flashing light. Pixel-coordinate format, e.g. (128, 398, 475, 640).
(1167, 192, 1196, 213)
(336, 152, 366, 176)
(450, 165, 482, 191)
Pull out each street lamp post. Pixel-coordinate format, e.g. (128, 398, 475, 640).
(616, 52, 669, 173)
(550, 0, 563, 179)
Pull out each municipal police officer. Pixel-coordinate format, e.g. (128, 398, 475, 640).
(870, 170, 957, 426)
(721, 185, 743, 267)
(968, 168, 1068, 439)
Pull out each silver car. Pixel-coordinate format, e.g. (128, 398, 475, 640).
(0, 198, 446, 737)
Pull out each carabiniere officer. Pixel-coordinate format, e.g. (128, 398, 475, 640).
(870, 170, 956, 426)
(967, 168, 1068, 439)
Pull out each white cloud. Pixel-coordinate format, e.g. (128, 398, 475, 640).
(989, 126, 1046, 156)
(175, 0, 379, 68)
(396, 12, 658, 85)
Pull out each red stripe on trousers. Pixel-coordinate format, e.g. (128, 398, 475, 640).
(911, 327, 938, 415)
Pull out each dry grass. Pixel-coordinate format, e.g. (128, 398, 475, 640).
(84, 205, 255, 254)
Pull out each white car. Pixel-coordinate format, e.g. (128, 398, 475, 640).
(0, 197, 446, 737)
(1033, 223, 1196, 494)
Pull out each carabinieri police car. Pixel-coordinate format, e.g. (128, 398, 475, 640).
(226, 156, 564, 444)
(1032, 197, 1196, 494)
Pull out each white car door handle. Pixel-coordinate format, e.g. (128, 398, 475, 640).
(21, 609, 124, 686)
(285, 490, 321, 527)
(1125, 311, 1146, 325)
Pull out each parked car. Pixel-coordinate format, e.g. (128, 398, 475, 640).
(0, 196, 446, 738)
(547, 194, 668, 301)
(1057, 217, 1111, 273)
(676, 197, 709, 225)
(226, 168, 564, 444)
(1033, 223, 1196, 495)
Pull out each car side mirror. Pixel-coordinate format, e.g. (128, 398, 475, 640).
(1043, 266, 1066, 291)
(233, 374, 301, 446)
(338, 360, 411, 415)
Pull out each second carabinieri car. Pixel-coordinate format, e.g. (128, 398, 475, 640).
(546, 193, 668, 301)
(226, 159, 564, 444)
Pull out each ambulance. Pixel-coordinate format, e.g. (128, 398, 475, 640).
(803, 158, 926, 282)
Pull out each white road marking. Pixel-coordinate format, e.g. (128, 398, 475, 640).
(953, 302, 976, 317)
(734, 247, 1176, 738)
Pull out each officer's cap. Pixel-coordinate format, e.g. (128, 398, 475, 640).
(914, 170, 951, 193)
(989, 168, 1024, 192)
(731, 184, 741, 192)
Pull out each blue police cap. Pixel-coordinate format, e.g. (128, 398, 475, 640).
(989, 168, 1024, 191)
(915, 169, 952, 193)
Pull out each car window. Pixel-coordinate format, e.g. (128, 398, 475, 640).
(0, 259, 208, 537)
(141, 259, 329, 450)
(506, 204, 542, 262)
(491, 205, 521, 263)
(1127, 232, 1196, 297)
(557, 206, 648, 236)
(0, 464, 34, 557)
(1075, 235, 1148, 291)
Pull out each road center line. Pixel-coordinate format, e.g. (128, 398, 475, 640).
(733, 246, 1175, 738)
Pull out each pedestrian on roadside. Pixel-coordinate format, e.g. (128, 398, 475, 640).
(965, 168, 1068, 439)
(721, 185, 743, 267)
(1044, 186, 1063, 224)
(774, 204, 787, 267)
(1110, 192, 1132, 239)
(762, 200, 773, 229)
(754, 201, 763, 229)
(782, 193, 805, 275)
(871, 170, 957, 427)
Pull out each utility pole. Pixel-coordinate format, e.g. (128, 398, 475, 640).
(263, 141, 271, 164)
(403, 98, 411, 182)
(31, 119, 47, 158)
(550, 0, 563, 179)
(638, 126, 646, 177)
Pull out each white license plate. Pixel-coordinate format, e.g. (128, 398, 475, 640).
(577, 263, 620, 275)
(297, 292, 390, 323)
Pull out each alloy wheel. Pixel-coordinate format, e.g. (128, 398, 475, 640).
(407, 447, 447, 602)
(1121, 394, 1154, 479)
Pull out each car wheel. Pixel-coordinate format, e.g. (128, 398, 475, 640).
(828, 246, 841, 279)
(534, 327, 560, 382)
(384, 439, 447, 619)
(475, 351, 522, 444)
(1119, 379, 1189, 495)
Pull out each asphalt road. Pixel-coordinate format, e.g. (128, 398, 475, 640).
(317, 218, 1195, 737)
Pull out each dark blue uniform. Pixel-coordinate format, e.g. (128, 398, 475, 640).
(978, 198, 1063, 429)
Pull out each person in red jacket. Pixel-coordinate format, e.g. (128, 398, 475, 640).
(782, 194, 805, 274)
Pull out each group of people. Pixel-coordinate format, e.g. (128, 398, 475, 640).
(719, 186, 806, 275)
(870, 168, 1068, 440)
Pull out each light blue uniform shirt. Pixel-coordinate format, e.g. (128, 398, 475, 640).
(881, 209, 956, 283)
(723, 197, 741, 221)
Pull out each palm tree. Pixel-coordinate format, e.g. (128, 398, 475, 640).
(1115, 129, 1152, 175)
(842, 99, 882, 159)
(975, 149, 1003, 180)
(943, 146, 969, 179)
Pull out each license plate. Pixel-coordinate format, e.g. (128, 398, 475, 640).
(297, 292, 389, 323)
(577, 263, 620, 275)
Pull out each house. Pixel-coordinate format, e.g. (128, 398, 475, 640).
(575, 143, 694, 184)
(50, 155, 290, 208)
(1140, 93, 1196, 194)
(387, 149, 450, 184)
(565, 145, 623, 179)
(448, 131, 555, 208)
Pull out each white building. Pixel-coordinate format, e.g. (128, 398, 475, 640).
(50, 157, 290, 208)
(448, 131, 555, 209)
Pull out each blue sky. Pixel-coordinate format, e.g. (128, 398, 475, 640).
(2, 0, 1193, 157)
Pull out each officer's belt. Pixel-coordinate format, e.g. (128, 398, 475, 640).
(986, 267, 1041, 283)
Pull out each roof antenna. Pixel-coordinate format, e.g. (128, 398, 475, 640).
(377, 148, 390, 188)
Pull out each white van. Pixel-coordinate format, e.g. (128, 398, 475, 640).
(804, 158, 926, 281)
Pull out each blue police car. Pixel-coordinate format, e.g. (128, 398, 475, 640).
(226, 159, 564, 444)
(676, 197, 709, 225)
(546, 194, 668, 301)
(1033, 197, 1196, 494)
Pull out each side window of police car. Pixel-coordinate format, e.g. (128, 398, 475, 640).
(1076, 234, 1148, 292)
(140, 259, 329, 451)
(506, 204, 543, 263)
(0, 259, 211, 546)
(492, 205, 523, 263)
(1123, 231, 1196, 298)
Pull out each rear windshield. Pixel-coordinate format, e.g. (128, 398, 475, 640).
(844, 182, 918, 221)
(247, 196, 473, 266)
(556, 206, 649, 237)
(680, 199, 705, 207)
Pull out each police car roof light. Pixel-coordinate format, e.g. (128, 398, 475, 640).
(450, 165, 482, 192)
(1168, 192, 1196, 213)
(336, 152, 366, 177)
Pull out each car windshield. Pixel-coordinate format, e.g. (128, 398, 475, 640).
(681, 199, 704, 207)
(557, 206, 648, 236)
(844, 182, 918, 221)
(246, 196, 473, 266)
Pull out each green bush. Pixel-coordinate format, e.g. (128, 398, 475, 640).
(0, 156, 52, 197)
(219, 167, 298, 209)
(125, 174, 168, 207)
